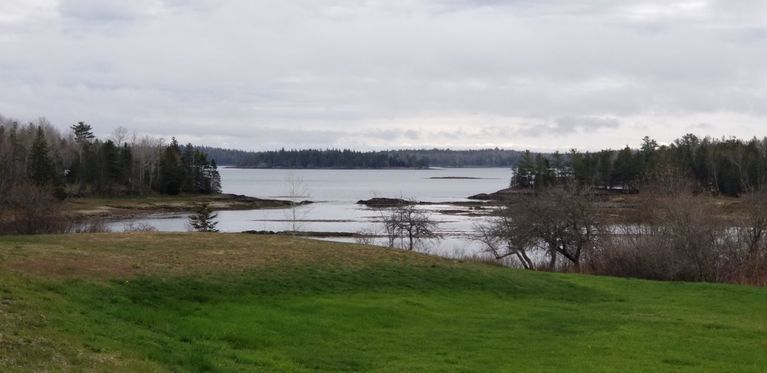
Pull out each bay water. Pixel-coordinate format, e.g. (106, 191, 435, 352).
(111, 167, 512, 257)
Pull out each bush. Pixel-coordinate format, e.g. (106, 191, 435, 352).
(0, 184, 69, 234)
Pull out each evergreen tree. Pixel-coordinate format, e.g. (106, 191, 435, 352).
(639, 136, 659, 178)
(27, 127, 57, 187)
(611, 146, 640, 190)
(189, 203, 219, 232)
(158, 138, 185, 195)
(71, 121, 95, 145)
(514, 150, 536, 187)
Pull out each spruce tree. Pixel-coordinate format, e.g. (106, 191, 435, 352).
(28, 127, 56, 187)
(158, 138, 184, 194)
(189, 203, 219, 232)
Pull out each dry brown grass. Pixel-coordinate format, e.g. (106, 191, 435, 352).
(1, 233, 449, 280)
(64, 194, 292, 218)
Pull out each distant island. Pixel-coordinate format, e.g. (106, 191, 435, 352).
(198, 147, 527, 169)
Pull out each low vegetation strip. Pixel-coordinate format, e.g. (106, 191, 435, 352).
(65, 194, 294, 218)
(1, 233, 766, 371)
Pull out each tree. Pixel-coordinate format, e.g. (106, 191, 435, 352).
(513, 150, 535, 188)
(71, 121, 95, 145)
(639, 136, 658, 177)
(284, 173, 310, 234)
(158, 138, 184, 194)
(27, 127, 56, 187)
(110, 126, 129, 145)
(611, 146, 640, 191)
(189, 203, 219, 232)
(380, 200, 440, 251)
(483, 187, 602, 271)
(204, 159, 222, 193)
(476, 209, 535, 269)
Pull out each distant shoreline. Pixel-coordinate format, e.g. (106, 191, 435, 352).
(427, 176, 500, 180)
(66, 193, 298, 219)
(223, 166, 512, 170)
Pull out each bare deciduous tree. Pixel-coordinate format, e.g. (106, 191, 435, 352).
(475, 209, 536, 269)
(110, 126, 129, 146)
(477, 187, 602, 272)
(284, 173, 311, 234)
(380, 200, 440, 251)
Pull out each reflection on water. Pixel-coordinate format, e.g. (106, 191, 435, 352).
(110, 168, 512, 258)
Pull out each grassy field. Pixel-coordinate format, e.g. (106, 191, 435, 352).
(1, 233, 765, 372)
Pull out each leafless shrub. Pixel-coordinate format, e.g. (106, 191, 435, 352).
(354, 228, 378, 245)
(0, 183, 69, 234)
(726, 192, 767, 285)
(123, 222, 158, 232)
(583, 182, 767, 284)
(72, 218, 112, 233)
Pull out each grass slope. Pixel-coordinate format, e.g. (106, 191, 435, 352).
(1, 233, 765, 372)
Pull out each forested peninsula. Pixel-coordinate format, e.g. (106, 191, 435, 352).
(0, 117, 222, 234)
(199, 147, 526, 168)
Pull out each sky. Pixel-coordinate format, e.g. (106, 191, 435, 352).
(0, 0, 766, 151)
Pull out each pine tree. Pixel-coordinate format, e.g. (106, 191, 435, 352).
(514, 150, 536, 187)
(71, 121, 95, 145)
(158, 138, 184, 194)
(189, 203, 219, 232)
(28, 127, 56, 187)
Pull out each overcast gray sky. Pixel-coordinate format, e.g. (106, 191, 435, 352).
(1, 0, 765, 151)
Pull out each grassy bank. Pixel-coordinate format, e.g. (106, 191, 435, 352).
(1, 233, 765, 371)
(64, 193, 292, 218)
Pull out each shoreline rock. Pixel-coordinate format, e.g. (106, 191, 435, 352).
(356, 197, 415, 207)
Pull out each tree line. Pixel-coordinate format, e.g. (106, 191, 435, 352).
(479, 180, 767, 285)
(0, 116, 221, 233)
(483, 133, 767, 285)
(514, 134, 767, 196)
(199, 147, 526, 168)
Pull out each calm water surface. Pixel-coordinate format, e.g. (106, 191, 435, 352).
(111, 168, 512, 257)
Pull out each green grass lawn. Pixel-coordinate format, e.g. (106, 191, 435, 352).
(1, 233, 766, 372)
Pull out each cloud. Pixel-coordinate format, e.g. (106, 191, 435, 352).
(58, 0, 162, 21)
(0, 0, 766, 151)
(0, 0, 56, 23)
(687, 122, 714, 131)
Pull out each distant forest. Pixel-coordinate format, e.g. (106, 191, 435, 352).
(0, 117, 221, 199)
(514, 134, 767, 197)
(5, 113, 766, 201)
(198, 147, 526, 169)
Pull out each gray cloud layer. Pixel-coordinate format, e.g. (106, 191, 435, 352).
(1, 0, 765, 150)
